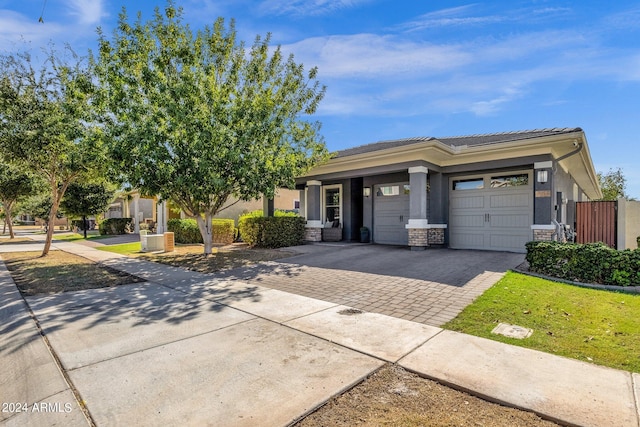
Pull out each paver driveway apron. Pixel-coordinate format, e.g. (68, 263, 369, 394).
(217, 245, 525, 326)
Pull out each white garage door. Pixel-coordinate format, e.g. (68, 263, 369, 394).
(373, 182, 410, 245)
(449, 171, 533, 252)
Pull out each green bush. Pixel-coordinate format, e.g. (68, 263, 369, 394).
(167, 218, 201, 243)
(99, 218, 133, 235)
(238, 210, 299, 239)
(525, 241, 640, 286)
(167, 218, 236, 245)
(212, 219, 235, 244)
(239, 216, 305, 248)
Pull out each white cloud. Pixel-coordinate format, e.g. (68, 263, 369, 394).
(258, 0, 372, 16)
(397, 5, 505, 32)
(286, 19, 640, 120)
(603, 6, 640, 31)
(284, 33, 471, 78)
(0, 9, 65, 51)
(67, 0, 105, 26)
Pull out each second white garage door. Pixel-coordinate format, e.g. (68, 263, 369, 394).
(449, 171, 533, 252)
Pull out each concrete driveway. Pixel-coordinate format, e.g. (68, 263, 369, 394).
(218, 244, 525, 326)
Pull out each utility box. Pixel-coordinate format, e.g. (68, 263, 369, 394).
(164, 232, 175, 252)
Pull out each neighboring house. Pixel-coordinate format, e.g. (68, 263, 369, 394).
(105, 193, 156, 225)
(213, 189, 300, 224)
(106, 189, 300, 232)
(296, 128, 602, 253)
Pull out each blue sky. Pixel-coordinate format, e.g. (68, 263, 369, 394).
(2, 1, 640, 197)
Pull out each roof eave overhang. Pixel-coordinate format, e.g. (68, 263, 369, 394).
(300, 130, 602, 199)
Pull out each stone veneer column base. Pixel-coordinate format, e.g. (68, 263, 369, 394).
(531, 224, 555, 242)
(304, 227, 322, 242)
(407, 224, 447, 249)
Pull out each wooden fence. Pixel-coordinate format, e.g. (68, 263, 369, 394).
(575, 201, 617, 248)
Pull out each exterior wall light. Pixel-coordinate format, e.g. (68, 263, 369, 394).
(537, 170, 548, 184)
(363, 187, 371, 197)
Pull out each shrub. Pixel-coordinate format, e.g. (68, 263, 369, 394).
(99, 218, 133, 235)
(167, 218, 201, 243)
(212, 219, 235, 245)
(167, 218, 236, 245)
(239, 216, 305, 248)
(238, 210, 299, 240)
(525, 241, 640, 286)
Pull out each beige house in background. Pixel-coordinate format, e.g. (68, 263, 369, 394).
(106, 189, 300, 232)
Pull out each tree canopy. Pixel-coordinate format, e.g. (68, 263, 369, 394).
(60, 182, 115, 238)
(0, 160, 40, 238)
(597, 167, 628, 201)
(93, 2, 329, 253)
(0, 48, 108, 255)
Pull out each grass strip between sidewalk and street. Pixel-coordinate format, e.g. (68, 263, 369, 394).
(445, 271, 640, 373)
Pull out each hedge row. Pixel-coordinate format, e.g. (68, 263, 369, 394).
(167, 218, 235, 245)
(99, 218, 133, 235)
(525, 241, 640, 286)
(239, 216, 305, 248)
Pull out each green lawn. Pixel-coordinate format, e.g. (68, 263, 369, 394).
(53, 231, 108, 241)
(95, 242, 143, 255)
(445, 271, 640, 373)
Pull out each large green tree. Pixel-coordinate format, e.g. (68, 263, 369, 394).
(597, 167, 628, 201)
(0, 160, 40, 238)
(0, 49, 107, 255)
(93, 3, 329, 254)
(60, 182, 115, 238)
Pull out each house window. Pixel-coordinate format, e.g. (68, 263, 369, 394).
(377, 185, 400, 196)
(453, 178, 484, 190)
(490, 174, 529, 188)
(323, 185, 342, 224)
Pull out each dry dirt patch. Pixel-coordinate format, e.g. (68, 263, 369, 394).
(136, 244, 293, 274)
(295, 364, 558, 427)
(1, 251, 145, 296)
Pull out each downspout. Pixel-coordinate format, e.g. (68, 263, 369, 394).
(554, 141, 584, 168)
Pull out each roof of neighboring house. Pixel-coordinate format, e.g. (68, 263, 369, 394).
(335, 127, 583, 158)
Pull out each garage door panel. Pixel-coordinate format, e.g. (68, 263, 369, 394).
(489, 232, 532, 251)
(489, 213, 532, 228)
(451, 196, 485, 210)
(450, 214, 485, 228)
(373, 183, 410, 245)
(450, 171, 532, 253)
(450, 232, 484, 248)
(490, 193, 530, 208)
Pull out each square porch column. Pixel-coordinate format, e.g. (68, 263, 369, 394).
(406, 166, 429, 250)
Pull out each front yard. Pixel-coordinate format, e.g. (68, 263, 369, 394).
(445, 271, 640, 372)
(96, 242, 293, 273)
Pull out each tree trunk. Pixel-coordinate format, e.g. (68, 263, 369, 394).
(195, 212, 214, 255)
(83, 215, 88, 239)
(5, 203, 15, 239)
(42, 185, 65, 257)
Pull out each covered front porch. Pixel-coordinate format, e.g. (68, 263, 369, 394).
(296, 164, 448, 249)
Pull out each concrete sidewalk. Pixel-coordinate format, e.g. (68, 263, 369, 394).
(1, 240, 639, 426)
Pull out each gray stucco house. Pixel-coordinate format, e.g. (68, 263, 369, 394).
(296, 128, 602, 252)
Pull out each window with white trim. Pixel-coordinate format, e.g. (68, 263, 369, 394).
(323, 185, 342, 225)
